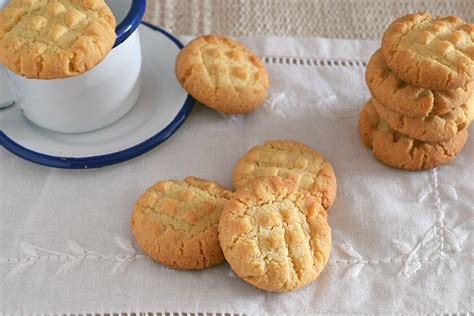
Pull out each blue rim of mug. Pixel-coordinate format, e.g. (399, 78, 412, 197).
(0, 22, 195, 169)
(114, 0, 147, 47)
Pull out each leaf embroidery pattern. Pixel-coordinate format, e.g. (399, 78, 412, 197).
(111, 260, 133, 275)
(6, 260, 37, 279)
(2, 169, 466, 280)
(392, 241, 412, 255)
(56, 258, 85, 276)
(417, 184, 433, 202)
(343, 263, 365, 279)
(20, 243, 38, 257)
(115, 236, 136, 254)
(337, 243, 362, 260)
(337, 243, 365, 278)
(437, 184, 458, 201)
(443, 228, 461, 252)
(5, 237, 144, 279)
(402, 253, 421, 277)
(67, 240, 86, 254)
(398, 169, 463, 277)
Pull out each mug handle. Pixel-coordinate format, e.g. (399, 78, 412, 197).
(0, 66, 15, 110)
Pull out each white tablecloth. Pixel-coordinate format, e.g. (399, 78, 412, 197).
(0, 32, 472, 314)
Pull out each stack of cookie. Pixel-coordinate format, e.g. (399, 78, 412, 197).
(131, 140, 336, 292)
(359, 13, 473, 170)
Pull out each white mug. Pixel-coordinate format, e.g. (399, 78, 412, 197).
(0, 0, 147, 133)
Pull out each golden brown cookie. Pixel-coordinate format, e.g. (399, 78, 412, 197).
(0, 0, 116, 79)
(219, 176, 331, 292)
(366, 49, 474, 118)
(232, 140, 337, 210)
(372, 96, 473, 142)
(131, 176, 232, 270)
(359, 99, 468, 170)
(175, 35, 269, 114)
(381, 13, 473, 91)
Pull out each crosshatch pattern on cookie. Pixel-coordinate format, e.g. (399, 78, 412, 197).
(232, 140, 337, 210)
(131, 177, 232, 270)
(366, 49, 474, 118)
(0, 0, 116, 79)
(176, 35, 269, 114)
(382, 13, 474, 90)
(219, 176, 332, 292)
(372, 96, 474, 142)
(359, 100, 469, 170)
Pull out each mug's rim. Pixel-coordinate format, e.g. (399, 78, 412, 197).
(114, 0, 147, 47)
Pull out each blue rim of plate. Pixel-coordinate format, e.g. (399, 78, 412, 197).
(114, 0, 147, 47)
(0, 22, 195, 169)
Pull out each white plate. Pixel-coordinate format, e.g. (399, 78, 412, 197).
(0, 23, 194, 169)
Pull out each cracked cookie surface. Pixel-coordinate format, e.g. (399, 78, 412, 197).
(218, 176, 331, 292)
(232, 140, 336, 210)
(381, 12, 473, 91)
(359, 99, 468, 170)
(131, 176, 231, 270)
(367, 49, 474, 118)
(372, 95, 473, 142)
(175, 35, 269, 114)
(0, 0, 116, 79)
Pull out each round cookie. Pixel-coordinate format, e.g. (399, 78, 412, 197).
(131, 176, 231, 270)
(219, 176, 331, 292)
(0, 0, 116, 79)
(232, 140, 336, 210)
(372, 96, 473, 142)
(366, 49, 474, 118)
(359, 99, 468, 170)
(175, 35, 269, 114)
(381, 13, 474, 91)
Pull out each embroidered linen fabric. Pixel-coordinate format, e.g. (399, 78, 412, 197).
(0, 35, 472, 315)
(144, 0, 474, 38)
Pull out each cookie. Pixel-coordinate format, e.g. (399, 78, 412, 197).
(359, 99, 468, 170)
(381, 13, 474, 91)
(219, 176, 331, 292)
(0, 0, 116, 79)
(175, 35, 269, 114)
(232, 140, 336, 210)
(372, 96, 473, 142)
(366, 49, 474, 118)
(131, 176, 232, 270)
